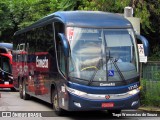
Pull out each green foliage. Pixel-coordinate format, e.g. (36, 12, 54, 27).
(78, 0, 130, 12)
(8, 0, 58, 29)
(134, 1, 152, 33)
(153, 71, 160, 81)
(147, 43, 160, 61)
(140, 79, 160, 107)
(8, 0, 35, 29)
(0, 0, 58, 42)
(147, 0, 160, 59)
(57, 0, 79, 10)
(0, 0, 12, 31)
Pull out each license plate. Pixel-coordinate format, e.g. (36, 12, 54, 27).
(4, 82, 9, 85)
(102, 103, 114, 108)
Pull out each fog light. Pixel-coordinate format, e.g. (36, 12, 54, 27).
(131, 101, 139, 107)
(74, 102, 81, 108)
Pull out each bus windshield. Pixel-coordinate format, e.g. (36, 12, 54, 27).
(68, 27, 138, 82)
(0, 56, 12, 73)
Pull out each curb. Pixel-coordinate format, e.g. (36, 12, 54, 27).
(139, 107, 160, 113)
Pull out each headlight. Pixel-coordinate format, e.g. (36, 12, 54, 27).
(66, 86, 87, 96)
(128, 88, 140, 95)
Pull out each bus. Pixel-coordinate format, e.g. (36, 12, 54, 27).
(0, 43, 14, 91)
(0, 43, 13, 50)
(12, 11, 149, 115)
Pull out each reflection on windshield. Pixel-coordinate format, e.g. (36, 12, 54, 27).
(68, 27, 138, 82)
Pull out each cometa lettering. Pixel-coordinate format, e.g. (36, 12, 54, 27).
(36, 56, 48, 68)
(100, 83, 115, 86)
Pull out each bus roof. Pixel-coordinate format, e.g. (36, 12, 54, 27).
(0, 43, 13, 50)
(14, 11, 132, 35)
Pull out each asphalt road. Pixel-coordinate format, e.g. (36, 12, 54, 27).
(0, 88, 159, 120)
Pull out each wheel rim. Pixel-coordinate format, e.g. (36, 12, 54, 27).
(53, 94, 59, 111)
(19, 84, 22, 94)
(22, 81, 25, 97)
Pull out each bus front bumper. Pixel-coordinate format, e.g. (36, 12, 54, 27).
(67, 92, 140, 111)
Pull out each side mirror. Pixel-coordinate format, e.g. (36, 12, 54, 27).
(58, 33, 69, 57)
(136, 34, 149, 56)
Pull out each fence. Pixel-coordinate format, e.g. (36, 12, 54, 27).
(141, 61, 160, 107)
(142, 61, 160, 81)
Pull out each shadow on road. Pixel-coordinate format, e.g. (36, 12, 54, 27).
(61, 111, 126, 120)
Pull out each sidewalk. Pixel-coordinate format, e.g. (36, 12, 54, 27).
(139, 106, 160, 113)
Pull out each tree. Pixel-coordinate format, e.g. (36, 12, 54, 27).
(78, 0, 129, 12)
(57, 0, 80, 10)
(0, 0, 58, 42)
(0, 0, 35, 42)
(133, 0, 160, 60)
(0, 0, 13, 41)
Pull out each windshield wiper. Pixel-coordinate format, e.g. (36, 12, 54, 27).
(109, 57, 126, 83)
(88, 58, 102, 86)
(105, 48, 126, 83)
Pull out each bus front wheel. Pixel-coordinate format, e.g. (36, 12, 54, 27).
(52, 89, 65, 116)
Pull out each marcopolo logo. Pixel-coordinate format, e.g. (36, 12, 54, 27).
(36, 56, 48, 68)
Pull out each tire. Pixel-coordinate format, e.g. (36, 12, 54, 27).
(22, 80, 30, 100)
(19, 81, 23, 99)
(52, 89, 65, 116)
